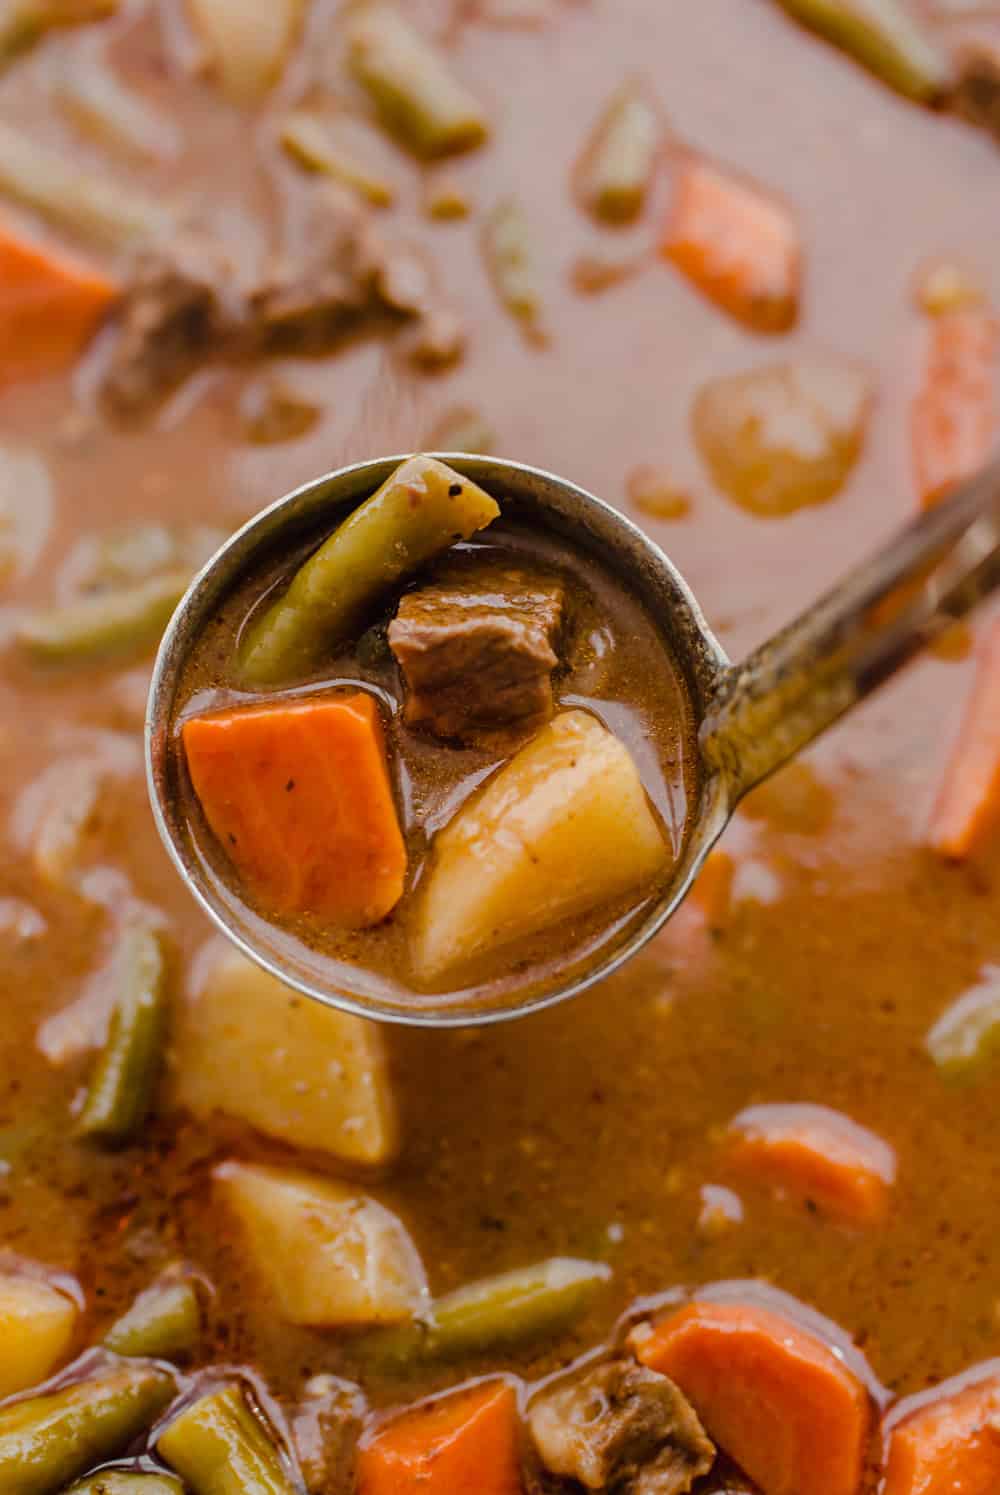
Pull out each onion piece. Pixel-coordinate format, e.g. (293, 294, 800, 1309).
(185, 0, 303, 103)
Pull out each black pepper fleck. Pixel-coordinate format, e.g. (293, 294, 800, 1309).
(448, 483, 462, 496)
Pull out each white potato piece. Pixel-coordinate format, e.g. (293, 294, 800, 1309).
(415, 709, 671, 979)
(214, 1160, 428, 1327)
(0, 1272, 78, 1399)
(173, 945, 397, 1167)
(186, 0, 303, 102)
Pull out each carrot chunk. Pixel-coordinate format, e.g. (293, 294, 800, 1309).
(911, 306, 998, 509)
(928, 616, 1000, 860)
(660, 157, 800, 333)
(727, 1102, 897, 1225)
(358, 1380, 522, 1495)
(692, 849, 736, 929)
(882, 1373, 1000, 1495)
(633, 1300, 871, 1495)
(182, 692, 406, 927)
(0, 222, 118, 385)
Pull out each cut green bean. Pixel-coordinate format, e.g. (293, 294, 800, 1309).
(0, 1362, 175, 1495)
(926, 970, 1000, 1078)
(157, 1383, 296, 1495)
(362, 1257, 611, 1369)
(66, 1471, 184, 1494)
(347, 3, 488, 158)
(0, 121, 170, 250)
(279, 110, 395, 205)
(483, 197, 542, 332)
(575, 79, 659, 225)
(103, 1276, 201, 1359)
(239, 454, 500, 685)
(773, 0, 951, 103)
(17, 569, 191, 666)
(55, 58, 180, 163)
(78, 925, 169, 1145)
(0, 0, 117, 68)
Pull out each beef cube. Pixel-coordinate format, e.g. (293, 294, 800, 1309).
(388, 558, 565, 739)
(528, 1360, 714, 1495)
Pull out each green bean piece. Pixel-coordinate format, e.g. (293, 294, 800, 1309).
(0, 120, 169, 250)
(17, 569, 191, 667)
(157, 1383, 296, 1495)
(103, 1277, 201, 1360)
(279, 111, 395, 206)
(773, 0, 951, 103)
(239, 455, 500, 685)
(0, 1362, 175, 1495)
(926, 973, 1000, 1078)
(483, 198, 542, 333)
(78, 926, 169, 1145)
(576, 79, 659, 225)
(362, 1257, 612, 1369)
(65, 1470, 184, 1494)
(56, 58, 180, 164)
(347, 3, 488, 158)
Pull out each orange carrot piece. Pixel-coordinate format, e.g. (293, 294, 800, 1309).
(692, 849, 736, 929)
(358, 1380, 522, 1495)
(928, 616, 1000, 860)
(633, 1300, 870, 1495)
(882, 1373, 1000, 1495)
(727, 1102, 896, 1225)
(182, 692, 406, 927)
(911, 306, 998, 509)
(660, 157, 800, 333)
(0, 222, 118, 385)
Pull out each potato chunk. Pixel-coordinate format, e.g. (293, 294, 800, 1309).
(414, 709, 670, 980)
(173, 946, 397, 1166)
(0, 1272, 78, 1399)
(214, 1160, 429, 1327)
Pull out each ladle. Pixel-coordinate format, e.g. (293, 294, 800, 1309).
(146, 453, 1000, 1026)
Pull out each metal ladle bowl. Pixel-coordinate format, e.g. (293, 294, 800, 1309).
(146, 453, 1000, 1027)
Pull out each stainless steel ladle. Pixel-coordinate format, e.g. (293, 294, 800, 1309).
(146, 453, 1000, 1027)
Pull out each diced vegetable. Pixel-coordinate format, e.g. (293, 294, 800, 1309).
(214, 1159, 429, 1327)
(727, 1102, 897, 1224)
(103, 1272, 201, 1359)
(910, 305, 997, 509)
(347, 3, 488, 158)
(424, 176, 470, 219)
(31, 758, 106, 888)
(0, 1361, 175, 1495)
(0, 0, 117, 68)
(185, 0, 302, 102)
(928, 616, 1000, 858)
(61, 522, 224, 598)
(575, 78, 660, 225)
(426, 405, 495, 453)
(0, 1272, 78, 1400)
(692, 359, 873, 516)
(55, 58, 179, 163)
(280, 110, 396, 206)
(914, 259, 985, 318)
(0, 224, 118, 386)
(357, 1381, 521, 1495)
(0, 121, 169, 250)
(363, 1257, 612, 1368)
(691, 849, 736, 929)
(66, 1473, 184, 1494)
(157, 1382, 296, 1495)
(17, 570, 191, 666)
(925, 966, 1000, 1077)
(625, 464, 692, 519)
(173, 945, 398, 1164)
(182, 693, 407, 928)
(632, 1300, 871, 1495)
(881, 1372, 1000, 1495)
(482, 197, 543, 335)
(415, 710, 670, 980)
(773, 0, 951, 104)
(239, 455, 499, 684)
(661, 158, 801, 333)
(77, 925, 170, 1145)
(0, 447, 53, 584)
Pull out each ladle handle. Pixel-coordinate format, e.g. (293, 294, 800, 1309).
(701, 456, 1000, 804)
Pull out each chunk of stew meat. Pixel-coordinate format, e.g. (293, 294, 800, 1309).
(528, 1360, 715, 1495)
(388, 557, 565, 740)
